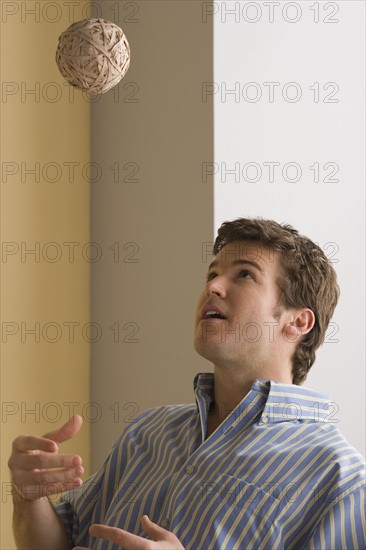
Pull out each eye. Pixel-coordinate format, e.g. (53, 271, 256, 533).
(205, 269, 254, 282)
(238, 270, 253, 279)
(205, 271, 217, 282)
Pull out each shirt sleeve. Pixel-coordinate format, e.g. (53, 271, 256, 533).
(50, 442, 117, 548)
(50, 407, 155, 548)
(302, 489, 366, 550)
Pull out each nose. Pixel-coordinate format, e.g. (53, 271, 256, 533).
(206, 275, 227, 298)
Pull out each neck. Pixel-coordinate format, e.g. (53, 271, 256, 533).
(210, 362, 293, 424)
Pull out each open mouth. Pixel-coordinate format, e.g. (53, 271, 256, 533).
(202, 311, 227, 320)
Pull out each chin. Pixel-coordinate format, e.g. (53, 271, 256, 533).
(193, 337, 225, 363)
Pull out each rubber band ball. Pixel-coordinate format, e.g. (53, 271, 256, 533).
(56, 18, 130, 94)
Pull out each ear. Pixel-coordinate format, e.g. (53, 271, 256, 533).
(282, 309, 315, 342)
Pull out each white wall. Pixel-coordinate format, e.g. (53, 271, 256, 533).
(212, 1, 365, 454)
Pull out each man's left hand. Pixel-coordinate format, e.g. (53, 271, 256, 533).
(73, 514, 185, 550)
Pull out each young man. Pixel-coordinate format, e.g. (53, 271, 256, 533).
(9, 218, 366, 549)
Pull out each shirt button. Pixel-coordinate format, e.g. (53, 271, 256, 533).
(185, 465, 195, 474)
(261, 414, 269, 424)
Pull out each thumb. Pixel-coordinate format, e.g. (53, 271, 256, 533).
(43, 414, 83, 445)
(141, 515, 168, 538)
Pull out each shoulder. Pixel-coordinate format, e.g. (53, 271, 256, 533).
(311, 422, 365, 462)
(308, 423, 365, 497)
(134, 402, 197, 425)
(113, 403, 197, 444)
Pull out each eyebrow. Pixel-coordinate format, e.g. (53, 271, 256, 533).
(208, 259, 264, 273)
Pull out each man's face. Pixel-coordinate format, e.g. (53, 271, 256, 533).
(194, 240, 292, 369)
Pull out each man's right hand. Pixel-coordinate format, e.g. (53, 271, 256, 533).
(8, 414, 84, 502)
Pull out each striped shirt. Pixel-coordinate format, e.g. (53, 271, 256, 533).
(53, 373, 366, 549)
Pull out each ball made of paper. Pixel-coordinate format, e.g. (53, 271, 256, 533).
(56, 18, 130, 94)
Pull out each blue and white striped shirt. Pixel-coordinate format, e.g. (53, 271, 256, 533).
(53, 373, 366, 549)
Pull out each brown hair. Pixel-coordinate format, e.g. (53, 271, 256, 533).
(213, 217, 340, 385)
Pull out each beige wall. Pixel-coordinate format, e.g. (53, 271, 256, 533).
(1, 2, 90, 547)
(1, 2, 214, 544)
(90, 1, 214, 469)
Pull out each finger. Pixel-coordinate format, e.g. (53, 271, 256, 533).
(12, 436, 58, 453)
(141, 515, 169, 538)
(140, 517, 184, 549)
(89, 525, 151, 550)
(12, 452, 82, 471)
(14, 466, 84, 486)
(43, 414, 83, 444)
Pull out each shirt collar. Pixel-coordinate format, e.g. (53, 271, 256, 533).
(193, 372, 333, 424)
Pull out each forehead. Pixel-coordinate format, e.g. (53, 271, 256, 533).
(211, 240, 281, 272)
